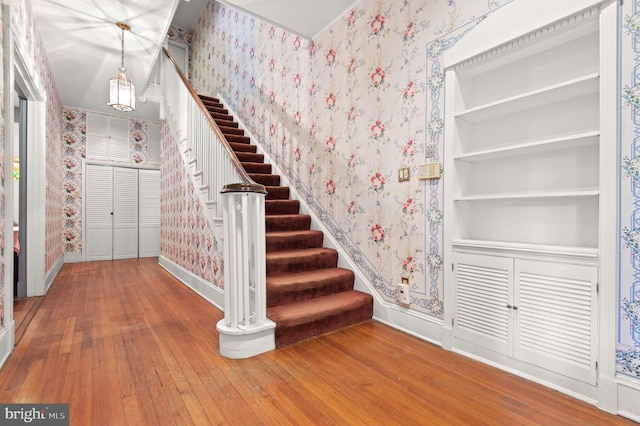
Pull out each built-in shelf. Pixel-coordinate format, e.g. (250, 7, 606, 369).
(452, 239, 599, 260)
(447, 23, 601, 250)
(454, 131, 600, 162)
(454, 189, 599, 201)
(455, 73, 599, 122)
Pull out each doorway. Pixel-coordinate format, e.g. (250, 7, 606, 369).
(14, 89, 27, 298)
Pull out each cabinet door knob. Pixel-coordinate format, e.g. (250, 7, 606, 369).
(513, 306, 518, 310)
(506, 304, 513, 309)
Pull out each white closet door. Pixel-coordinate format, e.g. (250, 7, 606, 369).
(138, 169, 160, 257)
(85, 164, 113, 260)
(113, 167, 139, 259)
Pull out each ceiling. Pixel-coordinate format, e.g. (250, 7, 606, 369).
(29, 0, 357, 121)
(218, 0, 358, 39)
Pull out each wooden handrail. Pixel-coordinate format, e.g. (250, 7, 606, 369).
(162, 47, 265, 193)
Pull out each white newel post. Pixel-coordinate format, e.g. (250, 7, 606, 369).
(217, 183, 275, 358)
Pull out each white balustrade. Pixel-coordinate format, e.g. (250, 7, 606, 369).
(160, 48, 275, 358)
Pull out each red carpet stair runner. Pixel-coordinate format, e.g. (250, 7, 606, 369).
(200, 95, 374, 348)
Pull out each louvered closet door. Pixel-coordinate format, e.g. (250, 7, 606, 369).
(113, 167, 139, 259)
(454, 252, 513, 357)
(514, 259, 598, 385)
(85, 164, 113, 261)
(138, 169, 160, 257)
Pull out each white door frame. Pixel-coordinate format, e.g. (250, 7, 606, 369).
(1, 4, 47, 364)
(13, 26, 46, 298)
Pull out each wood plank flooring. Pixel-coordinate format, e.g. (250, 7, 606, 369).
(13, 296, 45, 344)
(0, 258, 635, 425)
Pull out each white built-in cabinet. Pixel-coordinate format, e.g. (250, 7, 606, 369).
(86, 114, 130, 162)
(455, 252, 598, 384)
(84, 111, 161, 261)
(443, 0, 617, 391)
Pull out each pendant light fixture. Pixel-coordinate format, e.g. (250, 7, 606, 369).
(108, 22, 135, 112)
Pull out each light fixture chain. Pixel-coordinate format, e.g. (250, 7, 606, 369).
(121, 26, 125, 69)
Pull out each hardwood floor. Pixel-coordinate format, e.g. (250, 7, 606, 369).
(13, 296, 45, 344)
(0, 258, 635, 425)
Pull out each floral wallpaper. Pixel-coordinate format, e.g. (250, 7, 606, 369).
(62, 108, 85, 254)
(61, 108, 161, 255)
(44, 59, 64, 276)
(168, 25, 192, 46)
(619, 0, 640, 381)
(190, 0, 508, 318)
(160, 120, 223, 286)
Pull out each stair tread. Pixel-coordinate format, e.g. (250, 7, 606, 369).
(265, 199, 299, 204)
(250, 173, 279, 179)
(266, 229, 319, 237)
(227, 135, 252, 144)
(266, 229, 323, 251)
(236, 153, 264, 162)
(265, 213, 310, 220)
(219, 126, 244, 135)
(265, 199, 300, 211)
(229, 142, 257, 153)
(266, 247, 335, 261)
(267, 290, 372, 326)
(267, 267, 353, 286)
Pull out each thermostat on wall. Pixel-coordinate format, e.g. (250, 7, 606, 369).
(418, 162, 441, 180)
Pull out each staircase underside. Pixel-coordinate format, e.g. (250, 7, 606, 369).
(200, 95, 373, 348)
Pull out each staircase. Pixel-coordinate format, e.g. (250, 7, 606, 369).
(200, 95, 373, 348)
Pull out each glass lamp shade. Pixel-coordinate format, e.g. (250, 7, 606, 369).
(108, 68, 135, 111)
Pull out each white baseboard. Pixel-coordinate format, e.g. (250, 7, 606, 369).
(0, 321, 15, 369)
(158, 256, 225, 311)
(618, 377, 640, 422)
(597, 375, 618, 414)
(453, 339, 598, 406)
(63, 253, 83, 263)
(44, 255, 64, 293)
(373, 303, 444, 347)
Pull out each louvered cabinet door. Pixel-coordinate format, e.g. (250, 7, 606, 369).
(454, 252, 514, 357)
(514, 259, 598, 385)
(86, 113, 109, 158)
(113, 167, 139, 259)
(109, 118, 131, 163)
